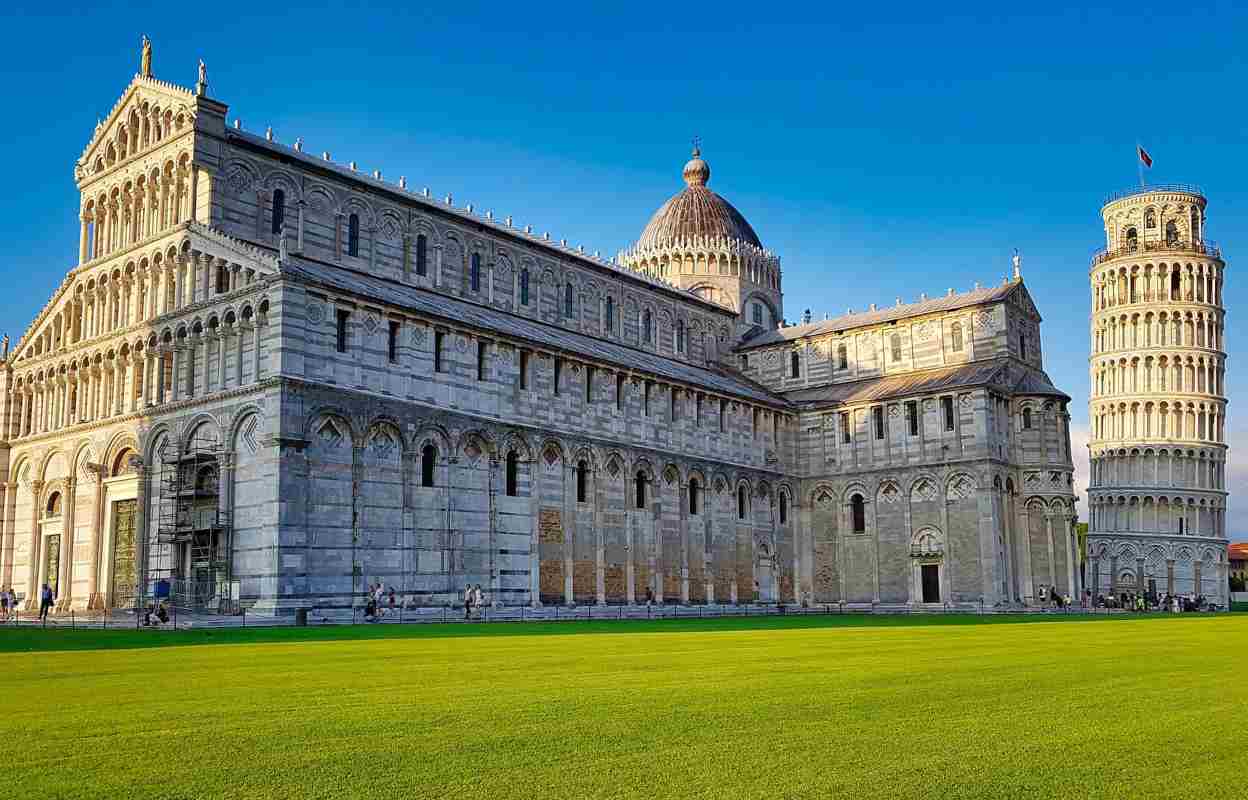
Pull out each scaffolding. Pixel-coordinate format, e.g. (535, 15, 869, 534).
(154, 428, 235, 613)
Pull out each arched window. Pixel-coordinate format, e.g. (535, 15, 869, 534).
(506, 450, 519, 497)
(1171, 271, 1181, 300)
(1125, 227, 1138, 251)
(421, 444, 437, 487)
(347, 213, 360, 257)
(415, 233, 428, 276)
(1144, 208, 1156, 229)
(950, 322, 964, 352)
(1023, 407, 1033, 429)
(1190, 208, 1200, 242)
(890, 333, 902, 362)
(688, 478, 700, 515)
(605, 296, 614, 330)
(1019, 332, 1027, 359)
(643, 309, 653, 343)
(675, 320, 686, 353)
(635, 471, 647, 509)
(1166, 220, 1179, 245)
(752, 302, 764, 327)
(470, 253, 481, 292)
(576, 460, 588, 503)
(837, 343, 848, 370)
(737, 485, 748, 520)
(520, 269, 530, 306)
(271, 188, 285, 234)
(790, 350, 800, 378)
(565, 283, 574, 317)
(45, 492, 62, 517)
(779, 493, 788, 525)
(851, 494, 865, 533)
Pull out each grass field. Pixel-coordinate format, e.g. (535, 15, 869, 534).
(2, 614, 1244, 799)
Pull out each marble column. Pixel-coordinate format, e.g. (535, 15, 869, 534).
(56, 478, 76, 611)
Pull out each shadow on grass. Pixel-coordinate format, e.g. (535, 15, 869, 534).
(1, 610, 1222, 654)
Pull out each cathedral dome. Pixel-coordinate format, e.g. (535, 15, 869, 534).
(635, 148, 763, 251)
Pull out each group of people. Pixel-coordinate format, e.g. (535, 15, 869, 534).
(1092, 590, 1212, 613)
(363, 583, 402, 622)
(142, 602, 170, 627)
(463, 584, 487, 619)
(0, 587, 20, 622)
(1037, 584, 1074, 609)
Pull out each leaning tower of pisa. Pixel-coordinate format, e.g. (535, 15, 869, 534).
(1087, 185, 1229, 607)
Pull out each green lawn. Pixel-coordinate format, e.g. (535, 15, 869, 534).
(2, 614, 1244, 799)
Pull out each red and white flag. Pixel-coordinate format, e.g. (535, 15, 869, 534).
(1137, 145, 1153, 168)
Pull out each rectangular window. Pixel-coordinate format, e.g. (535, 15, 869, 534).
(739, 355, 748, 371)
(616, 373, 625, 410)
(585, 366, 595, 403)
(906, 401, 918, 436)
(840, 411, 851, 444)
(415, 234, 428, 276)
(873, 406, 885, 440)
(434, 330, 445, 373)
(553, 357, 562, 396)
(719, 398, 727, 433)
(519, 350, 530, 390)
(477, 340, 488, 381)
(387, 321, 399, 363)
(695, 394, 703, 427)
(942, 396, 955, 432)
(335, 309, 349, 353)
(670, 389, 679, 421)
(644, 381, 652, 416)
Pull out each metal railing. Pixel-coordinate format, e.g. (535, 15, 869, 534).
(1103, 184, 1205, 205)
(2, 600, 1174, 632)
(1092, 238, 1221, 266)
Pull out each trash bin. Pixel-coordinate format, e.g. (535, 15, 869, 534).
(295, 608, 308, 627)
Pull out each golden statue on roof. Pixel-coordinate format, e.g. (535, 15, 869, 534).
(140, 35, 152, 77)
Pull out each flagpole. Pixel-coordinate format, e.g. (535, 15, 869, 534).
(1137, 141, 1145, 188)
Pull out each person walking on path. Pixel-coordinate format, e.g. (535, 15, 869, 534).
(464, 583, 474, 620)
(39, 583, 54, 623)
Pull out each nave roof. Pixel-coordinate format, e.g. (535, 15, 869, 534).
(280, 257, 788, 407)
(783, 358, 1068, 409)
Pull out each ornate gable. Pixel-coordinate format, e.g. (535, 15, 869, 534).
(76, 75, 201, 186)
(1006, 282, 1042, 322)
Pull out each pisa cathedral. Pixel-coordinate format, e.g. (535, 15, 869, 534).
(0, 46, 1081, 616)
(1087, 187, 1231, 603)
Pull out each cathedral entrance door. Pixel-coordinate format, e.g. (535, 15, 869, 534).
(921, 564, 940, 604)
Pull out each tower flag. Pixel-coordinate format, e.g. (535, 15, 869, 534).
(1137, 145, 1153, 168)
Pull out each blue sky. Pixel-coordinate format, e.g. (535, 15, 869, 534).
(1, 2, 1245, 536)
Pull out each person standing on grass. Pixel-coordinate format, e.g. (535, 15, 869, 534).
(464, 584, 474, 619)
(474, 584, 485, 613)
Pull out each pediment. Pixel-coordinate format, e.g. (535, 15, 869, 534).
(76, 75, 199, 184)
(1006, 282, 1042, 322)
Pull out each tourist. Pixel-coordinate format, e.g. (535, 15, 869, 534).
(474, 584, 485, 613)
(0, 587, 8, 622)
(388, 589, 397, 616)
(464, 584, 474, 619)
(645, 587, 654, 607)
(157, 602, 169, 624)
(39, 583, 53, 622)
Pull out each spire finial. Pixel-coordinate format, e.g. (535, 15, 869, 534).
(196, 59, 208, 96)
(691, 136, 701, 158)
(1012, 248, 1022, 279)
